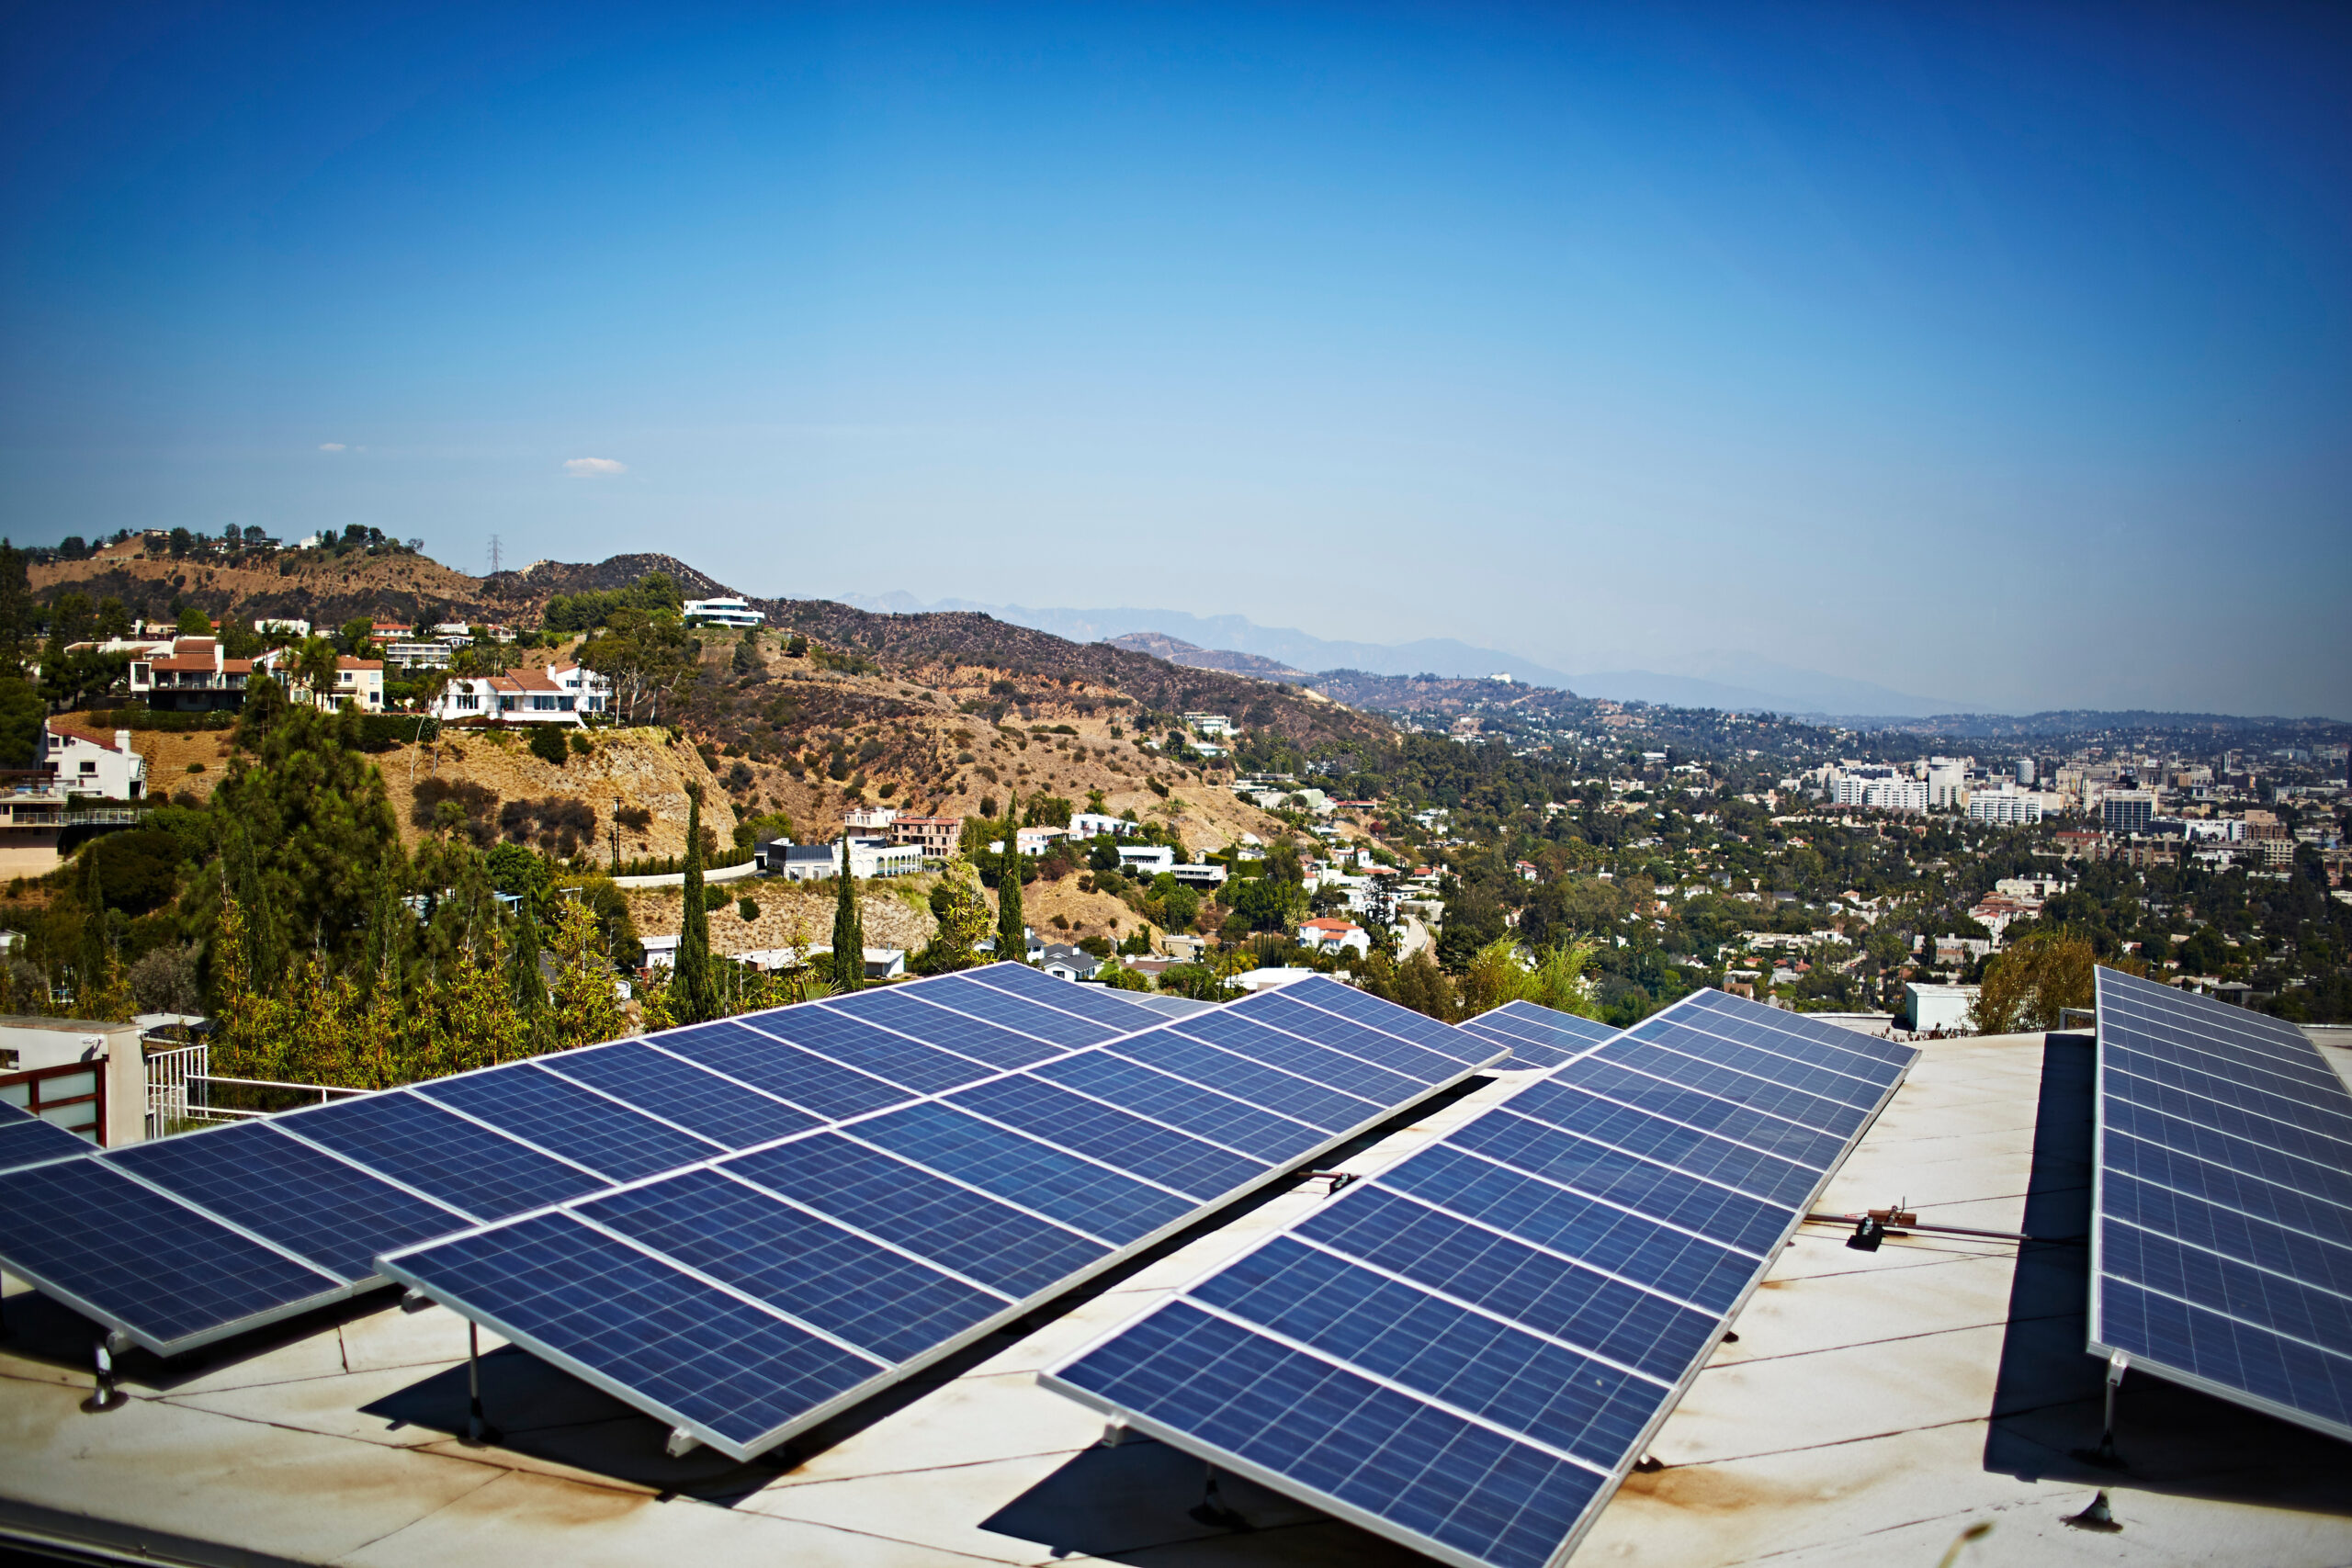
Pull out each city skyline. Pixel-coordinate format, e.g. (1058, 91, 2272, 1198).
(4, 3, 2348, 718)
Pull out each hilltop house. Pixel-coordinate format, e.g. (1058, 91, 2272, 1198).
(40, 720, 146, 801)
(1296, 917, 1371, 958)
(427, 661, 612, 726)
(127, 637, 255, 712)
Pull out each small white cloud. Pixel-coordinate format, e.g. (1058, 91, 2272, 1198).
(564, 457, 628, 477)
(318, 442, 345, 452)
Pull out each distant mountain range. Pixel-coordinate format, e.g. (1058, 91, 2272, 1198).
(835, 592, 1974, 719)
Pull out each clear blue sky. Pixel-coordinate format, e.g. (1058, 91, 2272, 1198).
(4, 2, 2347, 716)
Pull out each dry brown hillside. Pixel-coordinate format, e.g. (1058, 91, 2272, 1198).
(31, 536, 498, 631)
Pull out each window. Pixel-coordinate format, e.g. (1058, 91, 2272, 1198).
(80, 761, 97, 774)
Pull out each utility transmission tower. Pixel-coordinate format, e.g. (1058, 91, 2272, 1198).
(487, 534, 503, 575)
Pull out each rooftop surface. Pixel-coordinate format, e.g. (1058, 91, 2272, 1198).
(3, 1029, 2349, 1566)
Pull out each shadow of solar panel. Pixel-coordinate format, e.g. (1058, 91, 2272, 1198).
(1045, 987, 1916, 1568)
(2091, 967, 2352, 1443)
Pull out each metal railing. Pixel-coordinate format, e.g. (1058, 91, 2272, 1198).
(145, 1043, 368, 1138)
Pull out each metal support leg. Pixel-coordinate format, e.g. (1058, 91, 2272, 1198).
(1189, 1462, 1250, 1530)
(80, 1338, 129, 1414)
(2072, 1350, 2128, 1469)
(462, 1321, 502, 1447)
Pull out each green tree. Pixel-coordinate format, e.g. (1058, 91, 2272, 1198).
(914, 869, 990, 974)
(175, 604, 214, 635)
(549, 897, 627, 1050)
(510, 892, 548, 1049)
(673, 788, 718, 1023)
(997, 795, 1026, 961)
(831, 835, 865, 991)
(1970, 930, 2135, 1033)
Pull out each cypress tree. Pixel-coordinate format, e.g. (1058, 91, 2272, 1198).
(996, 794, 1025, 964)
(675, 788, 717, 1022)
(831, 833, 864, 991)
(510, 890, 548, 1049)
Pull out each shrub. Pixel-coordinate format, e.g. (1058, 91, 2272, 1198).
(568, 730, 593, 757)
(738, 897, 761, 921)
(528, 726, 570, 766)
(413, 777, 500, 847)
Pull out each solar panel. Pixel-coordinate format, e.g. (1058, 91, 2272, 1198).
(1458, 1001, 1620, 1069)
(0, 964, 1161, 1357)
(2091, 966, 2352, 1442)
(0, 1100, 96, 1171)
(378, 981, 1512, 1460)
(1043, 987, 1916, 1568)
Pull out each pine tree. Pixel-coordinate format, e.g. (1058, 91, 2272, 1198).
(675, 787, 717, 1023)
(831, 833, 865, 992)
(510, 890, 549, 1051)
(997, 794, 1026, 964)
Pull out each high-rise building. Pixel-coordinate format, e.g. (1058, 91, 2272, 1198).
(2102, 790, 2155, 835)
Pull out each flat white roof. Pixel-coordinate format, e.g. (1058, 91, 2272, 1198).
(3, 1030, 2348, 1564)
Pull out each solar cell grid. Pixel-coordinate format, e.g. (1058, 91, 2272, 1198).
(912, 974, 1116, 1049)
(1108, 1029, 1381, 1132)
(0, 1157, 344, 1351)
(1552, 1055, 1848, 1169)
(821, 987, 1064, 1069)
(1170, 1010, 1428, 1104)
(657, 1021, 911, 1121)
(1628, 1021, 1888, 1106)
(760, 1008, 998, 1095)
(578, 1169, 1008, 1361)
(0, 1113, 93, 1170)
(965, 961, 1170, 1031)
(1601, 1035, 1870, 1137)
(1045, 987, 1917, 1568)
(2093, 965, 2352, 1443)
(111, 1122, 468, 1281)
(1030, 1050, 1326, 1165)
(849, 1100, 1197, 1244)
(721, 1134, 1112, 1298)
(1679, 988, 1919, 1069)
(1283, 976, 1501, 1064)
(416, 1064, 723, 1182)
(390, 1211, 883, 1450)
(284, 1091, 608, 1220)
(538, 1043, 820, 1149)
(1245, 991, 1487, 1083)
(947, 1075, 1270, 1200)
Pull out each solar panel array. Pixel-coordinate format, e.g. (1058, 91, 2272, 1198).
(1459, 1001, 1620, 1069)
(0, 964, 1174, 1355)
(2090, 965, 2352, 1442)
(378, 974, 1510, 1460)
(1043, 989, 1917, 1568)
(0, 1098, 96, 1173)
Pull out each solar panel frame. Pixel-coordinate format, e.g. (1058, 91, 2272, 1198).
(2087, 966, 2352, 1443)
(379, 984, 1512, 1461)
(1041, 988, 1917, 1568)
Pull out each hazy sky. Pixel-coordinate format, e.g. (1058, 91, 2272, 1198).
(5, 3, 2347, 716)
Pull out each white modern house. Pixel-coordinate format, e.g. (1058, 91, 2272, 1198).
(1296, 917, 1372, 958)
(428, 660, 612, 725)
(1069, 812, 1142, 840)
(40, 721, 146, 801)
(683, 596, 763, 629)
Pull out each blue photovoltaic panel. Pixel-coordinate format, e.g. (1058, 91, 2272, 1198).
(1032, 1050, 1325, 1166)
(0, 1156, 344, 1352)
(578, 1169, 1007, 1361)
(2092, 966, 2352, 1442)
(1283, 975, 1502, 1065)
(0, 1110, 95, 1171)
(759, 1007, 999, 1096)
(381, 978, 1503, 1461)
(390, 1211, 883, 1450)
(820, 987, 1064, 1069)
(539, 1043, 821, 1149)
(283, 1090, 610, 1220)
(1171, 1010, 1428, 1105)
(1046, 987, 1916, 1568)
(656, 1020, 911, 1121)
(910, 973, 1122, 1049)
(965, 960, 1170, 1032)
(1459, 1002, 1620, 1069)
(1247, 991, 1489, 1084)
(722, 1133, 1113, 1298)
(850, 1100, 1196, 1244)
(417, 1064, 724, 1182)
(1550, 1055, 1847, 1171)
(111, 1122, 467, 1282)
(1109, 1028, 1385, 1132)
(1602, 1032, 1869, 1139)
(949, 1074, 1270, 1200)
